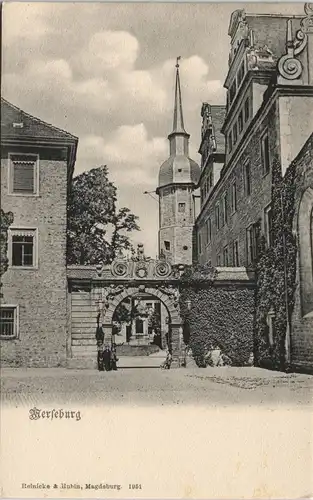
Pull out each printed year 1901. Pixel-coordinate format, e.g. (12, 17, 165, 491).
(128, 484, 142, 490)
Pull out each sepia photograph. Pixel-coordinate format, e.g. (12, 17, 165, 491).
(0, 1, 313, 498)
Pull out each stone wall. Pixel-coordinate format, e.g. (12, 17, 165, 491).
(290, 135, 313, 372)
(1, 146, 68, 367)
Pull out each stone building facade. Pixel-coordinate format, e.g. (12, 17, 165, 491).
(195, 6, 313, 371)
(0, 98, 78, 367)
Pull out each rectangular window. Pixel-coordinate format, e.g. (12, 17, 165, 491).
(0, 306, 18, 339)
(223, 192, 228, 225)
(198, 232, 202, 254)
(244, 160, 251, 196)
(231, 180, 237, 213)
(209, 171, 213, 188)
(237, 61, 245, 87)
(264, 204, 273, 247)
(238, 111, 243, 133)
(9, 154, 38, 195)
(217, 254, 221, 266)
(244, 97, 250, 122)
(178, 202, 186, 212)
(246, 222, 260, 265)
(229, 81, 236, 104)
(215, 204, 220, 230)
(207, 218, 212, 243)
(232, 240, 240, 266)
(206, 177, 210, 194)
(233, 123, 238, 145)
(261, 132, 270, 175)
(228, 132, 233, 153)
(223, 246, 229, 267)
(10, 229, 37, 268)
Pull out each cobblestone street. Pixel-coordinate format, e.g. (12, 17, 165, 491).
(1, 366, 313, 407)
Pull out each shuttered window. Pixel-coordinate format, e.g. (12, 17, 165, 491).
(10, 155, 38, 194)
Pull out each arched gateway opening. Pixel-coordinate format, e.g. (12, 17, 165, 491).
(103, 286, 181, 356)
(68, 244, 184, 368)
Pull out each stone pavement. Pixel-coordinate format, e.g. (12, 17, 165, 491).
(1, 365, 313, 408)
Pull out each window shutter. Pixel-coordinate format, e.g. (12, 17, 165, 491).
(13, 161, 35, 193)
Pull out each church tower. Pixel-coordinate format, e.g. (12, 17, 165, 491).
(156, 58, 200, 265)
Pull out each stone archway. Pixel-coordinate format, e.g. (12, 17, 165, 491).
(298, 186, 313, 316)
(101, 285, 182, 365)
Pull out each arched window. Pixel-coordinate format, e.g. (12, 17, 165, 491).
(298, 187, 313, 316)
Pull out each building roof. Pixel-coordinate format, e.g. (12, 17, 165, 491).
(158, 155, 200, 188)
(158, 61, 200, 190)
(1, 97, 78, 174)
(1, 97, 78, 143)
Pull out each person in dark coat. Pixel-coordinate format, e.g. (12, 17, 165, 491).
(103, 346, 112, 371)
(95, 313, 104, 371)
(111, 343, 118, 371)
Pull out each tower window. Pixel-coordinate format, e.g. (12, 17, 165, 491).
(164, 241, 170, 251)
(178, 202, 186, 212)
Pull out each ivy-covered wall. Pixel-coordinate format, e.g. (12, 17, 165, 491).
(179, 265, 255, 366)
(254, 154, 297, 371)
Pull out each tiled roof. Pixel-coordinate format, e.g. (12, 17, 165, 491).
(1, 97, 78, 143)
(67, 265, 112, 281)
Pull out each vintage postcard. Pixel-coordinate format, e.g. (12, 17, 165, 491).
(0, 1, 313, 498)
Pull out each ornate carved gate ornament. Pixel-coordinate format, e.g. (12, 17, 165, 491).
(94, 245, 184, 348)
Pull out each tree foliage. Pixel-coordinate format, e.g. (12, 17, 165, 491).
(67, 165, 140, 265)
(0, 209, 14, 281)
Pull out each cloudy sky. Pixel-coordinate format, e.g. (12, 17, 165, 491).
(2, 2, 304, 257)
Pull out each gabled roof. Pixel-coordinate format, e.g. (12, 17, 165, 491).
(1, 97, 78, 143)
(1, 97, 78, 176)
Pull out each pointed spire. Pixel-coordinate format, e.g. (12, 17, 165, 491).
(171, 56, 187, 135)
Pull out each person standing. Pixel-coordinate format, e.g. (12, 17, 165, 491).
(111, 343, 118, 371)
(103, 346, 112, 371)
(95, 313, 104, 371)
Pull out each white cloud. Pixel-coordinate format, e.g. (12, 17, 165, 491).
(2, 3, 68, 45)
(79, 30, 139, 73)
(77, 124, 167, 186)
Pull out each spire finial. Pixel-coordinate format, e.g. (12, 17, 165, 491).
(171, 56, 187, 135)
